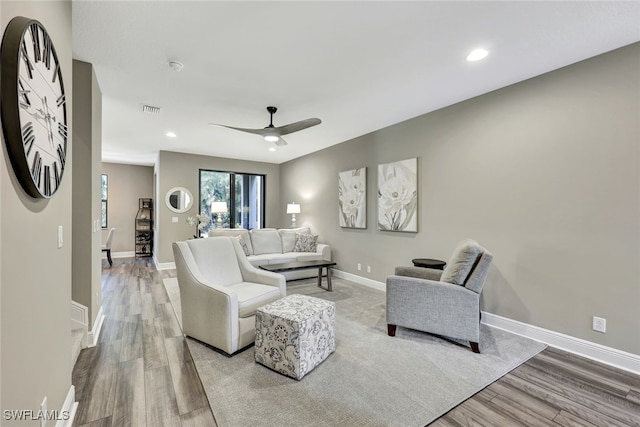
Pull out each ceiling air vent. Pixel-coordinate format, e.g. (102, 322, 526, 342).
(141, 104, 161, 115)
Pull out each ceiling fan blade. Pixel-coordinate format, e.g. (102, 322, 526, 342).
(209, 123, 267, 136)
(274, 137, 288, 146)
(276, 118, 322, 136)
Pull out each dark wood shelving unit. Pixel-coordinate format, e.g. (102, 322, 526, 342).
(135, 198, 153, 257)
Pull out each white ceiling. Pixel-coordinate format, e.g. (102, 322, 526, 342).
(72, 1, 640, 166)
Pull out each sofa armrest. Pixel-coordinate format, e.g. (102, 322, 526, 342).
(394, 266, 442, 281)
(386, 275, 480, 342)
(316, 243, 331, 261)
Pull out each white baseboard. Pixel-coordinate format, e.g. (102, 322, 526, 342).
(55, 385, 78, 427)
(102, 251, 135, 259)
(333, 269, 386, 291)
(70, 300, 88, 326)
(154, 254, 176, 271)
(87, 306, 105, 348)
(481, 311, 640, 375)
(334, 270, 640, 375)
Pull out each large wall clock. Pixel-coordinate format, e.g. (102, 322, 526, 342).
(1, 17, 68, 199)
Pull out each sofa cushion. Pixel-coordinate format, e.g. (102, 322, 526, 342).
(440, 239, 483, 285)
(250, 229, 283, 255)
(289, 252, 324, 262)
(208, 229, 253, 254)
(279, 227, 311, 252)
(294, 233, 318, 252)
(226, 281, 283, 318)
(246, 254, 271, 267)
(267, 254, 298, 264)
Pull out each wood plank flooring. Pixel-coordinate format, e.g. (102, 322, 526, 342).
(72, 257, 640, 426)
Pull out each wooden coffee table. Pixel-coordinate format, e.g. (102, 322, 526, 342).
(259, 260, 337, 291)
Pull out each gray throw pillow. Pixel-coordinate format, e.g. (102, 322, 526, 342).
(236, 235, 250, 256)
(440, 239, 483, 285)
(293, 233, 318, 252)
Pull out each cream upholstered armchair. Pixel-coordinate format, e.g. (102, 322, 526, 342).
(173, 236, 286, 355)
(386, 239, 493, 353)
(101, 228, 116, 266)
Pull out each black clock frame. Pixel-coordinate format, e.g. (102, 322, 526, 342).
(1, 16, 67, 199)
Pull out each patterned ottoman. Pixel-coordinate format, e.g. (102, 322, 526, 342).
(255, 294, 336, 380)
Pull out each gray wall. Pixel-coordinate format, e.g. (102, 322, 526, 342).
(280, 43, 640, 355)
(101, 162, 154, 253)
(72, 60, 102, 328)
(155, 150, 280, 264)
(1, 0, 73, 419)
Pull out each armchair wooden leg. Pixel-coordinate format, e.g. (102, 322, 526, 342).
(106, 249, 113, 266)
(470, 342, 480, 353)
(387, 324, 397, 337)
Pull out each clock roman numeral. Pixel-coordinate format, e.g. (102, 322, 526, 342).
(20, 41, 34, 79)
(19, 80, 31, 106)
(57, 144, 66, 168)
(22, 122, 35, 156)
(52, 62, 60, 83)
(58, 122, 68, 140)
(31, 151, 42, 188)
(43, 165, 51, 197)
(56, 94, 65, 107)
(42, 30, 52, 69)
(29, 24, 41, 63)
(53, 162, 61, 189)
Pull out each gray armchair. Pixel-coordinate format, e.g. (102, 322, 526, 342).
(173, 236, 286, 355)
(386, 239, 493, 353)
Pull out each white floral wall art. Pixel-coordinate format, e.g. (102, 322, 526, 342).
(338, 168, 367, 229)
(377, 158, 418, 232)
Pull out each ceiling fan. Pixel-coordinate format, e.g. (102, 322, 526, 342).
(210, 106, 321, 146)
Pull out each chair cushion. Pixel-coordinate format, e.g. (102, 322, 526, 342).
(293, 233, 318, 252)
(226, 282, 283, 318)
(186, 237, 243, 287)
(279, 227, 311, 252)
(251, 229, 283, 255)
(440, 239, 483, 285)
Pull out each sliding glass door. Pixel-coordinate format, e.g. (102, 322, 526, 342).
(199, 169, 264, 233)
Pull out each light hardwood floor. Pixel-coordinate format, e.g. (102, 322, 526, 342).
(72, 257, 640, 426)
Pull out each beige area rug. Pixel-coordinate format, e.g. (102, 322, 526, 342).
(163, 277, 546, 427)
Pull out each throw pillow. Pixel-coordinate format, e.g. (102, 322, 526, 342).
(293, 233, 318, 252)
(440, 239, 483, 285)
(236, 235, 250, 256)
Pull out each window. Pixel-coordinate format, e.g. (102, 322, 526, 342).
(101, 174, 108, 228)
(199, 169, 265, 232)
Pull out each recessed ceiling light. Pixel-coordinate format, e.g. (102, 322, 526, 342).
(466, 48, 489, 62)
(166, 131, 177, 138)
(268, 147, 276, 152)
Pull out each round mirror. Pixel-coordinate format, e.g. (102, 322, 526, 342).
(165, 187, 193, 213)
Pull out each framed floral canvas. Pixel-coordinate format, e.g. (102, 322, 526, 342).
(378, 158, 418, 232)
(338, 168, 367, 228)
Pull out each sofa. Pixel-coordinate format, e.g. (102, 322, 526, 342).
(207, 227, 331, 280)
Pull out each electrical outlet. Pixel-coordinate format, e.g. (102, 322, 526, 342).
(592, 316, 606, 333)
(357, 263, 362, 271)
(367, 265, 371, 273)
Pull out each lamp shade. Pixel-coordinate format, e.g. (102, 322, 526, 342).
(211, 201, 228, 214)
(286, 203, 300, 214)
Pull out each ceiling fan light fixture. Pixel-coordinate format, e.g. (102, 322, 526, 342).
(264, 134, 279, 143)
(466, 48, 489, 62)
